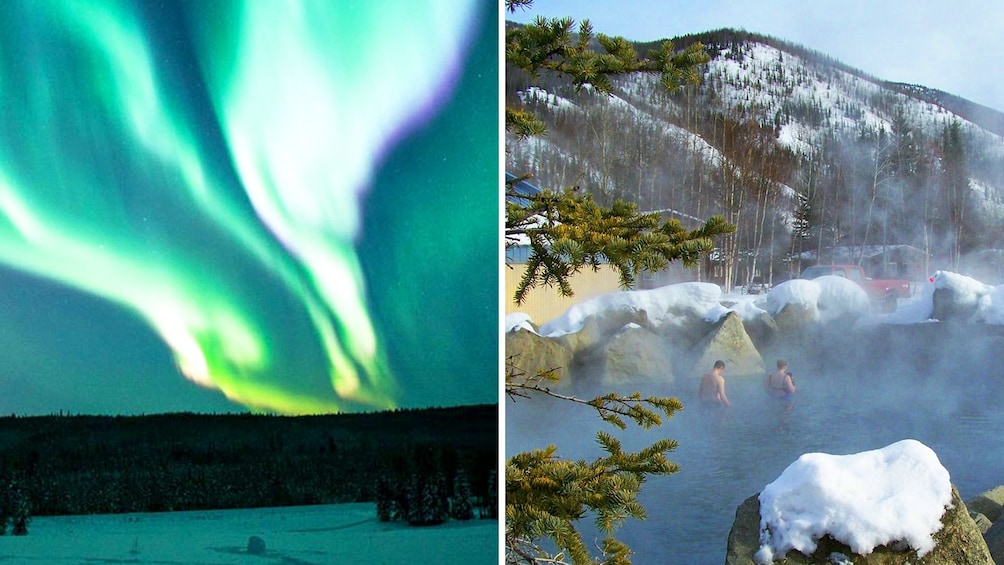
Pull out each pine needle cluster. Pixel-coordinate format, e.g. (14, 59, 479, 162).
(506, 181, 734, 304)
(505, 1, 709, 141)
(505, 361, 682, 564)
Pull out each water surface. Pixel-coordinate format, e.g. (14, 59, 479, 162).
(507, 357, 1004, 564)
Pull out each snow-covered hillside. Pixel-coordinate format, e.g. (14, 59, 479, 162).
(507, 28, 1004, 287)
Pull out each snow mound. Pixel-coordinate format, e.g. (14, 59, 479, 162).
(505, 312, 536, 333)
(933, 270, 993, 299)
(765, 275, 870, 323)
(538, 282, 723, 337)
(708, 294, 769, 323)
(755, 439, 951, 563)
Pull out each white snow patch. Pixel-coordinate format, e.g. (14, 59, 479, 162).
(505, 312, 536, 333)
(519, 86, 577, 110)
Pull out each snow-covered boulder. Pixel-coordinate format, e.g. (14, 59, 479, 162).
(689, 311, 765, 379)
(724, 440, 993, 565)
(726, 486, 990, 564)
(931, 271, 993, 322)
(538, 283, 723, 353)
(765, 276, 870, 325)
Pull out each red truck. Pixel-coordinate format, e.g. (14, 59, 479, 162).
(799, 264, 912, 312)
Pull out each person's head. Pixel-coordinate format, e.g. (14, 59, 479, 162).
(713, 360, 725, 372)
(777, 358, 787, 370)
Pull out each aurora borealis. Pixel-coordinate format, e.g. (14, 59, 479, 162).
(0, 1, 498, 414)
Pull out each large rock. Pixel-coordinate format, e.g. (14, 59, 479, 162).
(504, 329, 573, 389)
(971, 512, 993, 535)
(689, 311, 765, 378)
(247, 536, 266, 555)
(968, 485, 1004, 523)
(932, 284, 989, 322)
(548, 310, 638, 355)
(740, 310, 779, 353)
(725, 486, 993, 564)
(577, 324, 676, 387)
(985, 517, 1004, 565)
(773, 302, 817, 335)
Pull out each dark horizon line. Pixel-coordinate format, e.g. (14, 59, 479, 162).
(1, 402, 500, 420)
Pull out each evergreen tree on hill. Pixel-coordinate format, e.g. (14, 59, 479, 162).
(450, 468, 475, 521)
(375, 475, 394, 522)
(0, 477, 10, 535)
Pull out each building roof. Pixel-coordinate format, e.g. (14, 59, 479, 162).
(505, 172, 541, 206)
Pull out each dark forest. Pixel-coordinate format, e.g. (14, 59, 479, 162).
(0, 405, 497, 525)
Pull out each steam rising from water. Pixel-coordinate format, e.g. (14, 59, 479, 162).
(0, 1, 477, 413)
(507, 305, 1004, 562)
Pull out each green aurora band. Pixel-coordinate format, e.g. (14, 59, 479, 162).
(0, 0, 481, 413)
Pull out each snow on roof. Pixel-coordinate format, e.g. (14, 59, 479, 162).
(754, 439, 951, 563)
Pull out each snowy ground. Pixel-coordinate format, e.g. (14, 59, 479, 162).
(1, 503, 497, 564)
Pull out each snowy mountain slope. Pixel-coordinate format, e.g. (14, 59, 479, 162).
(507, 27, 1004, 277)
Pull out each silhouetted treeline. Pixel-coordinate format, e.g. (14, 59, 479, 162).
(0, 404, 497, 517)
(375, 444, 498, 526)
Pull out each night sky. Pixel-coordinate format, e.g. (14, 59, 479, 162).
(0, 0, 498, 415)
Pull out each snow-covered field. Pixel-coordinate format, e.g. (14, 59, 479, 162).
(2, 503, 497, 564)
